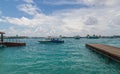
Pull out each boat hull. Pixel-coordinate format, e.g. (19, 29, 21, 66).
(74, 37, 80, 39)
(88, 37, 99, 39)
(38, 41, 64, 43)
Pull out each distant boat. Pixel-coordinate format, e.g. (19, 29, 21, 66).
(88, 36, 99, 39)
(74, 35, 80, 39)
(38, 37, 64, 43)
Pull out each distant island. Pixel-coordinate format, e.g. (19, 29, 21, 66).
(1, 35, 120, 39)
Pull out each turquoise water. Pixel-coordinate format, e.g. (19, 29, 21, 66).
(0, 38, 120, 74)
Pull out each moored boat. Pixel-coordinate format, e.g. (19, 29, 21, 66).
(88, 36, 99, 39)
(74, 35, 80, 39)
(87, 35, 99, 39)
(38, 37, 64, 43)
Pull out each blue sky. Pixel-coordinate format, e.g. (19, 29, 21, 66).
(0, 0, 24, 17)
(0, 0, 88, 16)
(0, 0, 120, 37)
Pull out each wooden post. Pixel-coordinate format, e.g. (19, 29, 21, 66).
(0, 32, 5, 43)
(1, 34, 3, 42)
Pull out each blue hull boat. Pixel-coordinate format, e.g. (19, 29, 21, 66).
(38, 40, 64, 43)
(88, 36, 99, 39)
(74, 35, 80, 39)
(38, 37, 64, 44)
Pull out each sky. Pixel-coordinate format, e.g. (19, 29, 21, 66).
(0, 0, 120, 37)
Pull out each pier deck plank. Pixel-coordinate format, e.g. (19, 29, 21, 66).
(0, 42, 26, 47)
(86, 44, 120, 62)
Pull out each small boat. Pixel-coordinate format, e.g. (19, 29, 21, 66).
(74, 35, 80, 39)
(88, 36, 99, 39)
(38, 37, 64, 43)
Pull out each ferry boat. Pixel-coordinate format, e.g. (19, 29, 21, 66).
(87, 35, 99, 39)
(38, 37, 64, 43)
(74, 35, 80, 39)
(88, 36, 99, 39)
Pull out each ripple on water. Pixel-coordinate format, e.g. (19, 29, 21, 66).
(0, 38, 120, 74)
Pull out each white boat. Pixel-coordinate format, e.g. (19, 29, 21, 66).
(74, 35, 80, 39)
(38, 37, 64, 43)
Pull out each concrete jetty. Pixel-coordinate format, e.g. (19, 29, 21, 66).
(86, 44, 120, 62)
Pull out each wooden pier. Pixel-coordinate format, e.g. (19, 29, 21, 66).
(0, 42, 26, 47)
(86, 44, 120, 62)
(0, 31, 26, 47)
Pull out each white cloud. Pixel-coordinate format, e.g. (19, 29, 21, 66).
(44, 0, 120, 7)
(0, 19, 3, 22)
(17, 0, 40, 15)
(82, 0, 120, 7)
(0, 11, 6, 23)
(23, 0, 34, 3)
(84, 16, 98, 25)
(0, 19, 6, 22)
(17, 4, 39, 15)
(6, 17, 31, 26)
(0, 11, 2, 15)
(1, 0, 120, 36)
(43, 0, 82, 5)
(4, 6, 120, 36)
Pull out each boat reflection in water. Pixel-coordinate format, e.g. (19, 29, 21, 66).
(38, 37, 64, 44)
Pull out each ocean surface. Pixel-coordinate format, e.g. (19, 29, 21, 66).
(0, 38, 120, 74)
